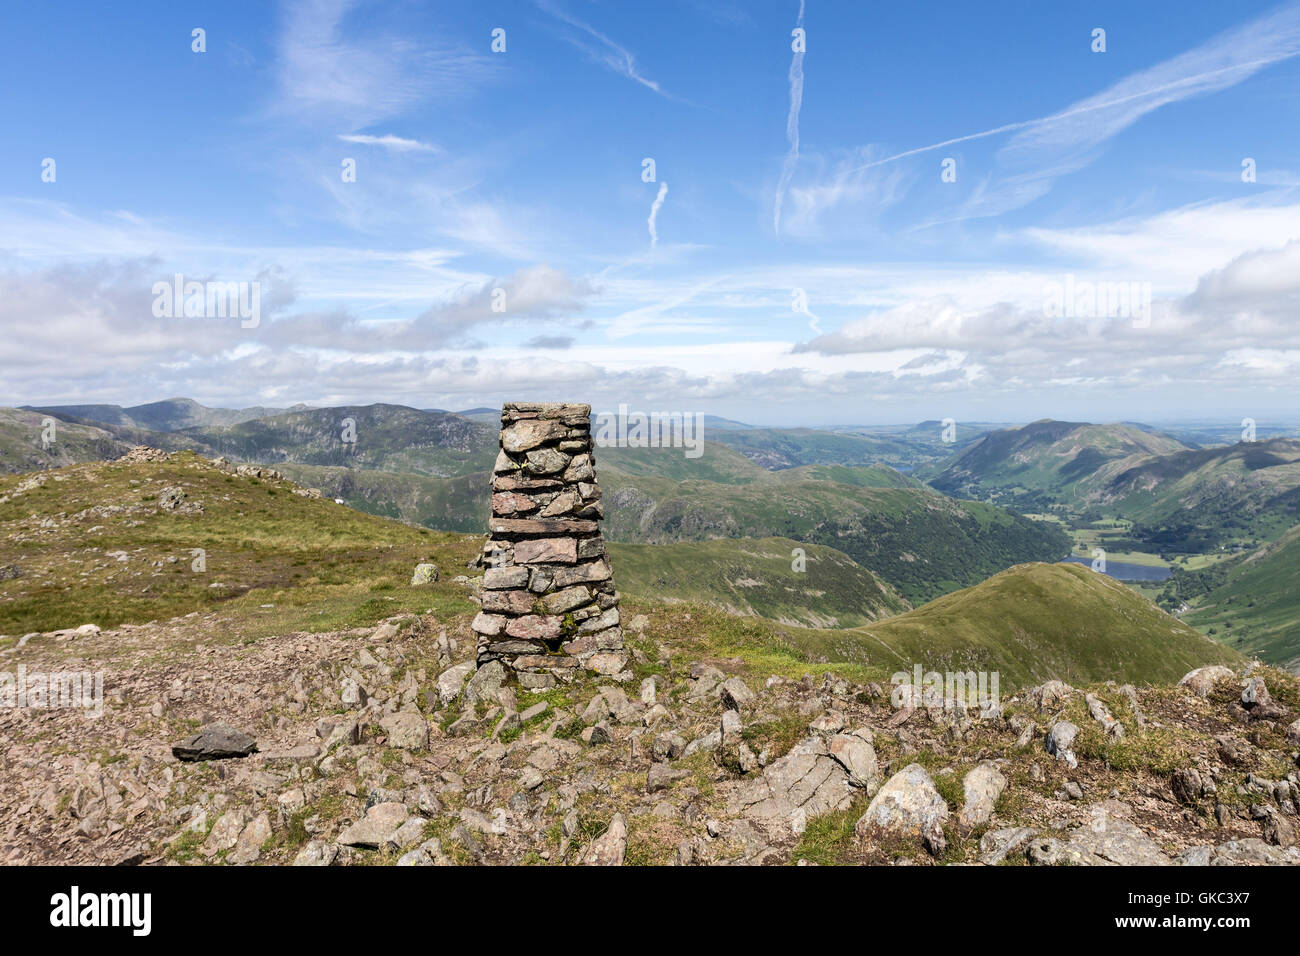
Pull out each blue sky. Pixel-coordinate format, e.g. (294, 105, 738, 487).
(2, 0, 1300, 425)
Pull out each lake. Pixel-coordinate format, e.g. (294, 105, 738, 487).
(1061, 556, 1172, 582)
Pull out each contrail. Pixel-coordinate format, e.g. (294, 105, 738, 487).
(847, 1, 1300, 177)
(773, 0, 805, 236)
(648, 182, 668, 247)
(849, 57, 1288, 173)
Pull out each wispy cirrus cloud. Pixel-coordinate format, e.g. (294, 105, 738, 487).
(844, 1, 1300, 220)
(274, 0, 494, 126)
(535, 0, 670, 97)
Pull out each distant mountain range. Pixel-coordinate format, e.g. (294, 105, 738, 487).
(5, 398, 1298, 669)
(927, 419, 1300, 554)
(925, 419, 1190, 504)
(24, 397, 311, 432)
(0, 407, 132, 473)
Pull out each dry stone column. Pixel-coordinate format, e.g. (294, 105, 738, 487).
(472, 402, 626, 689)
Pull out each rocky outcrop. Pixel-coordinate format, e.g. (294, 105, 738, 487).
(472, 403, 623, 686)
(1045, 720, 1079, 768)
(958, 762, 1006, 830)
(1179, 665, 1235, 698)
(1058, 804, 1172, 866)
(855, 763, 950, 856)
(577, 813, 628, 866)
(727, 736, 858, 831)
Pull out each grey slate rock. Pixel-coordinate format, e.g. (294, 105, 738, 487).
(171, 723, 258, 761)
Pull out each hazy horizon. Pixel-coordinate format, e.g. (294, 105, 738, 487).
(13, 393, 1300, 435)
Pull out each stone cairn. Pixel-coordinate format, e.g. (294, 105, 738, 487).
(472, 402, 626, 688)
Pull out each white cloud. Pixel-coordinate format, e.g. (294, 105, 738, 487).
(1022, 198, 1300, 287)
(337, 133, 441, 153)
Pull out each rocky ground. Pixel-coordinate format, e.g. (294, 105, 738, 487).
(1, 601, 1299, 866)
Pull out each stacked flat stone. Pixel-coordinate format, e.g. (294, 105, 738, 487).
(472, 402, 627, 688)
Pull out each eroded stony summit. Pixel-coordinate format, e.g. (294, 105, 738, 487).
(1, 602, 1297, 867)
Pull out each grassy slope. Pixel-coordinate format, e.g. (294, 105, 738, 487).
(276, 463, 489, 532)
(1182, 524, 1300, 669)
(609, 537, 910, 629)
(708, 427, 939, 470)
(600, 472, 1070, 604)
(597, 441, 768, 484)
(771, 463, 919, 488)
(0, 452, 477, 637)
(789, 562, 1243, 690)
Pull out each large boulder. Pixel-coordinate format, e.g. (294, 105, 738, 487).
(958, 762, 1006, 830)
(854, 763, 950, 856)
(578, 814, 627, 866)
(728, 737, 855, 831)
(410, 563, 439, 585)
(380, 712, 430, 752)
(229, 813, 272, 865)
(827, 729, 878, 790)
(720, 677, 756, 710)
(464, 660, 506, 706)
(172, 723, 258, 762)
(1179, 665, 1235, 698)
(337, 802, 411, 850)
(436, 662, 474, 706)
(1059, 805, 1171, 866)
(1045, 721, 1079, 768)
